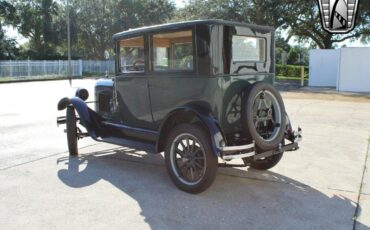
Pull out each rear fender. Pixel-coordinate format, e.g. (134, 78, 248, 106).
(157, 105, 225, 156)
(285, 113, 294, 141)
(285, 113, 292, 131)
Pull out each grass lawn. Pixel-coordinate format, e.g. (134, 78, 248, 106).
(276, 76, 308, 81)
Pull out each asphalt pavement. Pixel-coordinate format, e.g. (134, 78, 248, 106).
(0, 79, 97, 169)
(0, 79, 369, 229)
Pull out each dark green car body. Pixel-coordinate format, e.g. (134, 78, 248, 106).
(59, 20, 301, 158)
(58, 20, 301, 193)
(110, 20, 275, 143)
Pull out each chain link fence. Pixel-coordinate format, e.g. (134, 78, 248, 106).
(0, 60, 115, 80)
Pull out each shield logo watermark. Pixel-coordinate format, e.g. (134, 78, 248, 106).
(317, 0, 359, 34)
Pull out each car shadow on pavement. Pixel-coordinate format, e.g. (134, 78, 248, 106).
(56, 147, 365, 230)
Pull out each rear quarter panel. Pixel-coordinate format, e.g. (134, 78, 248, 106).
(219, 74, 274, 135)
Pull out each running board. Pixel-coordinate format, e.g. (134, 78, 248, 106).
(95, 136, 156, 153)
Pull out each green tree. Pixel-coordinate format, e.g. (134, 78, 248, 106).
(281, 1, 370, 49)
(67, 0, 175, 59)
(287, 46, 309, 65)
(7, 0, 175, 60)
(175, 0, 252, 23)
(12, 0, 62, 59)
(175, 0, 370, 49)
(0, 0, 18, 60)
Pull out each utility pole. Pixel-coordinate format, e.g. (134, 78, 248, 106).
(66, 0, 72, 85)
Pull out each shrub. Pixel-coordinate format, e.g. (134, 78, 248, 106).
(276, 64, 309, 78)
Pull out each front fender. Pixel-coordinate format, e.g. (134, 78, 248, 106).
(156, 105, 225, 156)
(57, 97, 97, 139)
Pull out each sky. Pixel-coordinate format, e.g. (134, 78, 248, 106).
(174, 0, 188, 8)
(4, 0, 368, 48)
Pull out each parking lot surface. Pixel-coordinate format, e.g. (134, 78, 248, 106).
(0, 80, 369, 229)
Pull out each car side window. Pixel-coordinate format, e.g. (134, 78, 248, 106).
(152, 30, 194, 72)
(119, 36, 145, 73)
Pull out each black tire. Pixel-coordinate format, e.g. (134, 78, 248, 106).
(242, 82, 286, 151)
(243, 151, 283, 170)
(66, 106, 78, 156)
(165, 124, 218, 193)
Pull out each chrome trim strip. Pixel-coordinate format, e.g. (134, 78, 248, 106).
(223, 151, 255, 160)
(220, 142, 255, 153)
(221, 142, 255, 160)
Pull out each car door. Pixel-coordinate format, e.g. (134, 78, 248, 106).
(148, 29, 210, 128)
(115, 35, 154, 129)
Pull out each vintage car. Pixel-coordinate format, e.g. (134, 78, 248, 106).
(57, 20, 302, 193)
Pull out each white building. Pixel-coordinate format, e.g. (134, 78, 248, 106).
(309, 48, 370, 93)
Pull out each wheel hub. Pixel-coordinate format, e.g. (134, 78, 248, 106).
(183, 153, 197, 166)
(170, 133, 206, 185)
(253, 90, 282, 141)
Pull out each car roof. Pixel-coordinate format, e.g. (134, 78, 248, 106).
(113, 19, 275, 40)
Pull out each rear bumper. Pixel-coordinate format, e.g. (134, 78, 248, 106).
(220, 127, 302, 160)
(221, 142, 255, 160)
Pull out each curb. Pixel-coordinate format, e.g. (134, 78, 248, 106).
(0, 76, 102, 84)
(281, 90, 370, 102)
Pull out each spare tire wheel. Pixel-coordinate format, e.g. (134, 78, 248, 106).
(242, 82, 286, 151)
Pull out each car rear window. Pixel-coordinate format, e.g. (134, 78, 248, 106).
(232, 36, 266, 62)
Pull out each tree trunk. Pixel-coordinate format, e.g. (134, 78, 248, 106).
(323, 34, 334, 49)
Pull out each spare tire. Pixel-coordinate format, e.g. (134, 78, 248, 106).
(242, 82, 286, 151)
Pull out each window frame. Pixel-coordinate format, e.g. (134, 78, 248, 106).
(231, 35, 267, 64)
(116, 34, 147, 75)
(149, 28, 196, 74)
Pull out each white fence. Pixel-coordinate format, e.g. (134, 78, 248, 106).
(0, 60, 115, 79)
(83, 60, 115, 75)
